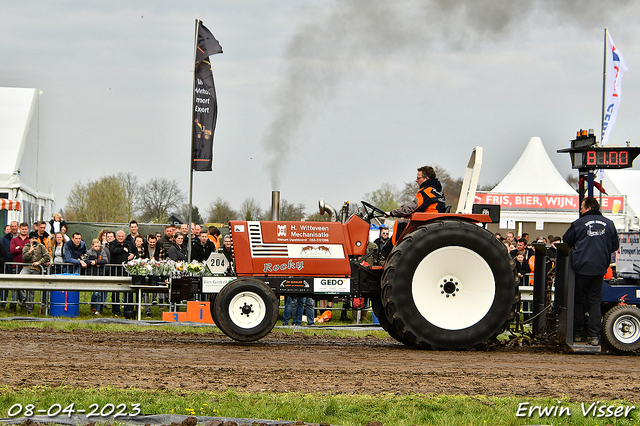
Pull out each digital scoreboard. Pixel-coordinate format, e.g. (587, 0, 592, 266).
(557, 130, 640, 170)
(570, 147, 640, 169)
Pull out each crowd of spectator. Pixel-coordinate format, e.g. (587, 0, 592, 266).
(0, 217, 227, 317)
(495, 231, 562, 286)
(495, 231, 564, 320)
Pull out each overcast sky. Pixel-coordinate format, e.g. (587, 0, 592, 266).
(2, 0, 640, 219)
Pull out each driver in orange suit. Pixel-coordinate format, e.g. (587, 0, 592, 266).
(384, 166, 446, 246)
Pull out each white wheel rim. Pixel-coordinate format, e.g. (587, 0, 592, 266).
(412, 246, 495, 330)
(227, 291, 267, 329)
(613, 314, 640, 344)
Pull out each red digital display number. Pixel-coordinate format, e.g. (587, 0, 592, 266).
(585, 150, 629, 167)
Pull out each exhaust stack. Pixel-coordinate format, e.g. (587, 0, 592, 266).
(271, 191, 280, 221)
(318, 199, 339, 221)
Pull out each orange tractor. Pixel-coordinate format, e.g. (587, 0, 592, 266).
(209, 148, 519, 349)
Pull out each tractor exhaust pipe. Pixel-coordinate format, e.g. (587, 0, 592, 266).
(318, 199, 339, 222)
(271, 191, 280, 221)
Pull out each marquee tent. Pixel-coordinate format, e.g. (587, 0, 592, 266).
(0, 87, 54, 228)
(602, 169, 640, 230)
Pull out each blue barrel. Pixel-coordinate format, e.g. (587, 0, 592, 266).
(50, 291, 80, 317)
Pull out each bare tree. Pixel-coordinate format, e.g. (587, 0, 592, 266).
(277, 199, 306, 221)
(178, 203, 204, 225)
(118, 172, 139, 219)
(398, 181, 417, 206)
(239, 197, 263, 221)
(206, 197, 238, 224)
(139, 178, 186, 223)
(478, 182, 499, 191)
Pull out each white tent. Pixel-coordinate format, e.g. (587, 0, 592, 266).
(491, 137, 577, 195)
(0, 87, 53, 228)
(603, 170, 640, 230)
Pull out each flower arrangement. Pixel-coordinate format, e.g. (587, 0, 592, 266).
(123, 258, 151, 275)
(171, 261, 186, 277)
(123, 259, 208, 277)
(149, 259, 173, 276)
(186, 261, 205, 276)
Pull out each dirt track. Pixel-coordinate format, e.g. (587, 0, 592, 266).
(1, 327, 639, 401)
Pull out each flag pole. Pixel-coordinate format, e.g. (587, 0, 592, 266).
(598, 28, 608, 205)
(187, 19, 200, 262)
(600, 28, 608, 146)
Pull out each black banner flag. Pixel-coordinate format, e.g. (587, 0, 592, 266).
(193, 21, 222, 171)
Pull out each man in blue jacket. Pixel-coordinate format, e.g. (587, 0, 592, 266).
(563, 197, 619, 346)
(63, 233, 88, 274)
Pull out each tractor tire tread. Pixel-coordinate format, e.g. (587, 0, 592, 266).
(381, 220, 518, 350)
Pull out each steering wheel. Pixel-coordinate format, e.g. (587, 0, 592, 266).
(361, 201, 387, 221)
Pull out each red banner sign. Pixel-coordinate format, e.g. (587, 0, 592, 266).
(475, 192, 625, 214)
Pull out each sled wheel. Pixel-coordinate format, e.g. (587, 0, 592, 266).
(370, 295, 413, 345)
(382, 220, 518, 350)
(213, 278, 279, 342)
(603, 304, 640, 352)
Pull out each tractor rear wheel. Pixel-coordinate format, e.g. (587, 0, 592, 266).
(213, 278, 279, 342)
(603, 304, 640, 352)
(382, 220, 518, 349)
(370, 295, 413, 345)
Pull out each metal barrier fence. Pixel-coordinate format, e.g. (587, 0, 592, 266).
(519, 273, 534, 320)
(0, 261, 375, 324)
(0, 262, 171, 319)
(516, 276, 556, 331)
(2, 262, 131, 276)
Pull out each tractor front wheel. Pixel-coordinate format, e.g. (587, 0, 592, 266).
(213, 278, 279, 342)
(208, 294, 218, 324)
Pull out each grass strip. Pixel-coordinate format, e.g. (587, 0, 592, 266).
(0, 387, 637, 426)
(0, 319, 391, 340)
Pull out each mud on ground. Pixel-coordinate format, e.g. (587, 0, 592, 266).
(1, 327, 639, 402)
